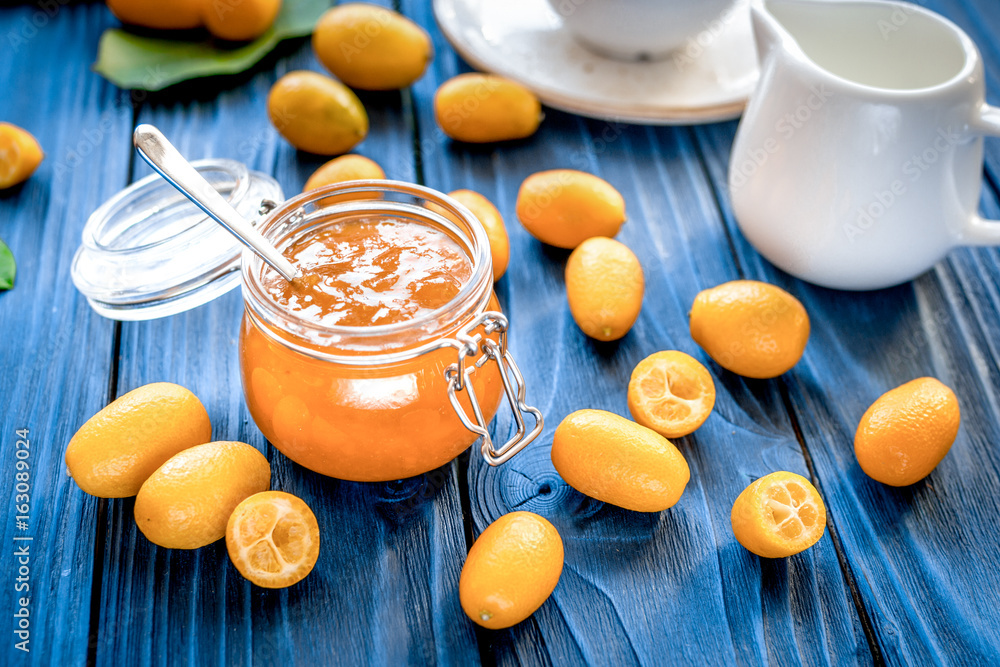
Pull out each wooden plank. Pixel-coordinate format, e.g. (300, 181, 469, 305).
(405, 1, 871, 664)
(691, 14, 1000, 657)
(0, 4, 133, 665)
(94, 10, 479, 665)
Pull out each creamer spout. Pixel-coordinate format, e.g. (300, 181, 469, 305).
(750, 0, 787, 62)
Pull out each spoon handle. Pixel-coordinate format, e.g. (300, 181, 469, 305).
(133, 124, 299, 282)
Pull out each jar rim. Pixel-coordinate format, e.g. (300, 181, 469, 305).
(240, 180, 495, 361)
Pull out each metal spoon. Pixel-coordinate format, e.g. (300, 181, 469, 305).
(133, 124, 300, 282)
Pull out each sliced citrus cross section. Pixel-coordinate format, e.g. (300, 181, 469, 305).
(226, 491, 320, 588)
(731, 471, 826, 558)
(627, 350, 716, 438)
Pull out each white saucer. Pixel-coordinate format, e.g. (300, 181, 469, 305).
(432, 0, 759, 125)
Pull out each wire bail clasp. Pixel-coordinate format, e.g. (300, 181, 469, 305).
(444, 311, 543, 465)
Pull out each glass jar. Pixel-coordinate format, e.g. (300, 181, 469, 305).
(239, 181, 541, 482)
(74, 171, 541, 482)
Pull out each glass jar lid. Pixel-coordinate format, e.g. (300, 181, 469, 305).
(71, 159, 283, 321)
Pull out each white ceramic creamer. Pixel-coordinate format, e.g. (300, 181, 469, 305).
(729, 0, 1000, 290)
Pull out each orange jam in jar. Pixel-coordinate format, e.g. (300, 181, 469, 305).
(262, 219, 472, 328)
(239, 181, 532, 482)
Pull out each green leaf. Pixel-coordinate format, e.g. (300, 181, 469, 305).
(94, 0, 330, 91)
(0, 239, 15, 291)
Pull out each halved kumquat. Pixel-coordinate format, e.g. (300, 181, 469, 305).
(628, 350, 715, 439)
(731, 471, 826, 558)
(226, 491, 320, 589)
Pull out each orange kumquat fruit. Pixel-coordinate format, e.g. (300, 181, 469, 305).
(854, 377, 960, 486)
(689, 280, 809, 379)
(628, 351, 716, 438)
(459, 511, 563, 629)
(552, 409, 689, 512)
(731, 471, 826, 558)
(227, 490, 320, 588)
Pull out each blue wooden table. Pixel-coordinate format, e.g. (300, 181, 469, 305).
(3, 0, 1000, 664)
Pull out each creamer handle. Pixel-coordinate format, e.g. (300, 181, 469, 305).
(963, 103, 1000, 245)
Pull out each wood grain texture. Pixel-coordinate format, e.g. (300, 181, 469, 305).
(404, 1, 870, 665)
(0, 4, 133, 665)
(93, 2, 476, 664)
(690, 0, 1000, 657)
(6, 0, 1000, 664)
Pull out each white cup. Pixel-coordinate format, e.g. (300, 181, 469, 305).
(547, 0, 739, 61)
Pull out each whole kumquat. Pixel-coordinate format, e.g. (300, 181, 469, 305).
(134, 441, 270, 549)
(448, 189, 510, 281)
(313, 4, 432, 90)
(65, 382, 211, 498)
(267, 71, 369, 155)
(854, 377, 960, 486)
(459, 511, 563, 629)
(516, 169, 625, 249)
(302, 154, 385, 206)
(434, 73, 541, 143)
(0, 123, 43, 190)
(689, 280, 809, 379)
(202, 0, 281, 41)
(552, 409, 689, 512)
(565, 237, 643, 341)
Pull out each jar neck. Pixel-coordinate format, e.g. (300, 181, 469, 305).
(241, 180, 494, 363)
